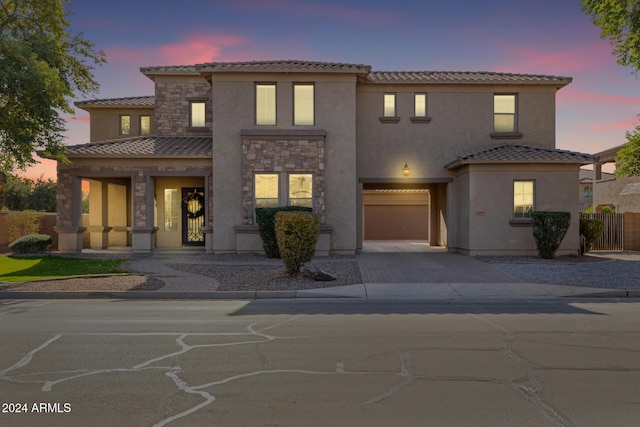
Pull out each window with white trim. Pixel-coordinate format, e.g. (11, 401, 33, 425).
(513, 180, 534, 218)
(256, 84, 276, 125)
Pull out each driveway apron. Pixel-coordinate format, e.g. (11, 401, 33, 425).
(357, 252, 523, 284)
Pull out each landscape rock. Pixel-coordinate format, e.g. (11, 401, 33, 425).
(304, 265, 336, 282)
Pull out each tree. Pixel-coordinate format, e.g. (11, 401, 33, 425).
(582, 0, 640, 74)
(0, 0, 105, 173)
(615, 125, 640, 177)
(2, 174, 57, 211)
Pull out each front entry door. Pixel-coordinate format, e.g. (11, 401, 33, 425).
(181, 188, 205, 246)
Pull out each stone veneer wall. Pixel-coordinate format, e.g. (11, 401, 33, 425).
(56, 170, 74, 228)
(242, 138, 325, 221)
(154, 80, 211, 136)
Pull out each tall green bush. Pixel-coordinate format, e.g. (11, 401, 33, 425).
(7, 210, 45, 241)
(275, 211, 320, 275)
(531, 211, 571, 259)
(255, 206, 312, 258)
(579, 218, 604, 253)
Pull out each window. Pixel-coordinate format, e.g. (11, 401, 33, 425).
(254, 173, 314, 210)
(255, 174, 279, 208)
(120, 115, 131, 135)
(140, 115, 151, 135)
(288, 174, 313, 207)
(513, 180, 534, 218)
(190, 101, 206, 128)
(414, 93, 427, 117)
(383, 93, 396, 117)
(494, 94, 516, 132)
(294, 84, 314, 125)
(164, 189, 178, 231)
(256, 84, 276, 125)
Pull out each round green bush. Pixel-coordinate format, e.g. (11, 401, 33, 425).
(8, 234, 52, 254)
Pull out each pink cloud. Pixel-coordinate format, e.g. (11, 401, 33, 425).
(231, 0, 404, 25)
(65, 115, 90, 124)
(494, 42, 614, 75)
(558, 87, 640, 107)
(106, 32, 248, 66)
(592, 117, 640, 132)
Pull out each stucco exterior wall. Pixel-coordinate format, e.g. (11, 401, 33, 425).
(209, 73, 358, 254)
(356, 85, 558, 180)
(86, 107, 155, 142)
(450, 163, 581, 256)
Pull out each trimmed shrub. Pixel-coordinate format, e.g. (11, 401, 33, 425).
(579, 218, 604, 253)
(7, 210, 45, 241)
(531, 211, 571, 259)
(255, 206, 312, 258)
(601, 206, 614, 214)
(275, 211, 320, 275)
(9, 234, 52, 254)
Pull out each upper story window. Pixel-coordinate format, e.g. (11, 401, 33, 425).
(513, 180, 534, 218)
(140, 115, 151, 135)
(120, 115, 131, 135)
(256, 84, 276, 125)
(414, 93, 427, 117)
(294, 84, 314, 126)
(494, 94, 517, 133)
(190, 101, 206, 128)
(383, 93, 396, 117)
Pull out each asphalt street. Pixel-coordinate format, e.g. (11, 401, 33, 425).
(1, 298, 639, 426)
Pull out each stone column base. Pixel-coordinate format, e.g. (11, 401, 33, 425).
(201, 226, 213, 253)
(128, 226, 158, 252)
(54, 226, 87, 253)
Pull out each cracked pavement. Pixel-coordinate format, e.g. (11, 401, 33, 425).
(1, 299, 639, 426)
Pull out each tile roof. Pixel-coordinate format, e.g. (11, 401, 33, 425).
(194, 60, 372, 74)
(140, 65, 199, 75)
(445, 144, 598, 170)
(367, 71, 572, 86)
(75, 96, 155, 108)
(63, 136, 211, 159)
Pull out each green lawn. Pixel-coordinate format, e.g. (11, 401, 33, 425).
(0, 256, 127, 282)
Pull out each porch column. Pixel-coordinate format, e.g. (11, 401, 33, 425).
(88, 180, 112, 249)
(55, 172, 86, 253)
(202, 174, 213, 252)
(129, 173, 157, 252)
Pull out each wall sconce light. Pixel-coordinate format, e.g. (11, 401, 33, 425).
(402, 163, 410, 176)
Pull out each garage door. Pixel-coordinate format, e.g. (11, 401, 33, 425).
(363, 190, 430, 240)
(364, 204, 428, 239)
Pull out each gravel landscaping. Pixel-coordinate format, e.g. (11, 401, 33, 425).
(477, 253, 640, 290)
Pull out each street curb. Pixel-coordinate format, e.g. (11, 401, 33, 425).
(0, 290, 363, 300)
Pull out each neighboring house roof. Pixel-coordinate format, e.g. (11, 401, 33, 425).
(593, 142, 626, 163)
(367, 71, 572, 87)
(620, 183, 640, 196)
(75, 96, 155, 110)
(62, 136, 211, 159)
(140, 65, 199, 78)
(445, 144, 598, 170)
(579, 168, 615, 182)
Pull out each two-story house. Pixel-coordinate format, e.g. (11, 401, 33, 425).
(52, 60, 596, 256)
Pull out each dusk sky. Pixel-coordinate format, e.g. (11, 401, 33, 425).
(24, 0, 640, 179)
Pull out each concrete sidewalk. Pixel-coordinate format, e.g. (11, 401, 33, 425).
(1, 247, 636, 300)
